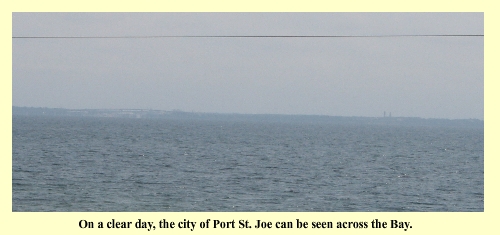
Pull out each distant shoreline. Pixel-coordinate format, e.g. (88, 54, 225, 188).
(12, 106, 483, 128)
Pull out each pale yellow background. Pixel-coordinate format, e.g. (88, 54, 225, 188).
(2, 1, 495, 234)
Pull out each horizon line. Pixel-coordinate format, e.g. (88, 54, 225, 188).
(12, 106, 484, 121)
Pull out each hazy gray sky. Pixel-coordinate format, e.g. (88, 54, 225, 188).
(12, 13, 483, 119)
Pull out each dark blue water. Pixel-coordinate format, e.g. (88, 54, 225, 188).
(12, 115, 483, 211)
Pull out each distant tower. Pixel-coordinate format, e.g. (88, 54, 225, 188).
(389, 112, 391, 117)
(384, 111, 386, 117)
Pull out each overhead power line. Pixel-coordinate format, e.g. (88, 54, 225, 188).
(12, 34, 484, 39)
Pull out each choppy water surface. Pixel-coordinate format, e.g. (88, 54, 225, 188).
(12, 116, 483, 211)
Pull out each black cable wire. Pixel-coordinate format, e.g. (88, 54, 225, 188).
(12, 34, 484, 39)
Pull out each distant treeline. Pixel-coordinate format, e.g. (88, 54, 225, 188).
(12, 106, 483, 128)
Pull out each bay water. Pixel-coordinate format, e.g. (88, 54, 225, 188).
(12, 115, 483, 211)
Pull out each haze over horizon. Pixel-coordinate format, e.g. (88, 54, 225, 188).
(13, 13, 484, 119)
